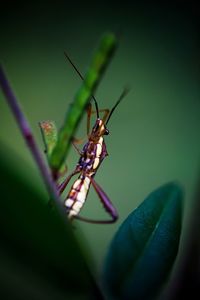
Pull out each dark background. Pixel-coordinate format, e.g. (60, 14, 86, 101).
(0, 1, 199, 277)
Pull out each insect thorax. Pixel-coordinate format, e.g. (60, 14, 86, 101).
(77, 136, 108, 174)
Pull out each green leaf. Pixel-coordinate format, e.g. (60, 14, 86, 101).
(39, 121, 67, 176)
(103, 182, 183, 300)
(0, 145, 102, 300)
(39, 121, 58, 158)
(49, 33, 117, 172)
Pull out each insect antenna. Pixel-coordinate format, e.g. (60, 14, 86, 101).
(106, 87, 130, 125)
(64, 51, 99, 118)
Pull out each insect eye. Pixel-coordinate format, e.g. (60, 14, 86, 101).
(104, 128, 109, 135)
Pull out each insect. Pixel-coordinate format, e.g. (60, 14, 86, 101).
(58, 52, 129, 224)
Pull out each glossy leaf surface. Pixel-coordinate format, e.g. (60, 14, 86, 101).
(104, 182, 183, 300)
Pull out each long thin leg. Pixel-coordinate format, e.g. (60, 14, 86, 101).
(93, 108, 110, 123)
(74, 176, 118, 224)
(87, 102, 92, 135)
(58, 169, 80, 195)
(47, 164, 71, 207)
(70, 103, 93, 143)
(71, 140, 83, 156)
(72, 137, 85, 145)
(101, 109, 110, 123)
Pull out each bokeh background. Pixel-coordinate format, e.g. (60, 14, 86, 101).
(0, 1, 199, 280)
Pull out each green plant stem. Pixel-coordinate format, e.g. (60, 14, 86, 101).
(0, 65, 63, 213)
(50, 33, 117, 174)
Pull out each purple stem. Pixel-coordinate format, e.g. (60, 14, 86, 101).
(0, 65, 63, 213)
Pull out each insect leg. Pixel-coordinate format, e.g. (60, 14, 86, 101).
(71, 140, 83, 156)
(90, 108, 110, 123)
(74, 176, 118, 224)
(72, 137, 85, 145)
(58, 169, 80, 195)
(71, 103, 92, 143)
(100, 109, 110, 123)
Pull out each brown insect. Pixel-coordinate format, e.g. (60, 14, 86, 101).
(58, 52, 129, 223)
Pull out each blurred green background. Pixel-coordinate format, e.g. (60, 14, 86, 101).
(0, 1, 199, 279)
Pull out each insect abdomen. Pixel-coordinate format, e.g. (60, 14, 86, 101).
(64, 176, 91, 219)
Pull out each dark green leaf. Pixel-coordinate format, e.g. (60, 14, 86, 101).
(103, 182, 183, 300)
(0, 145, 102, 300)
(49, 33, 117, 172)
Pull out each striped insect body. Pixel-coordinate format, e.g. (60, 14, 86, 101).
(64, 121, 109, 220)
(65, 175, 91, 219)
